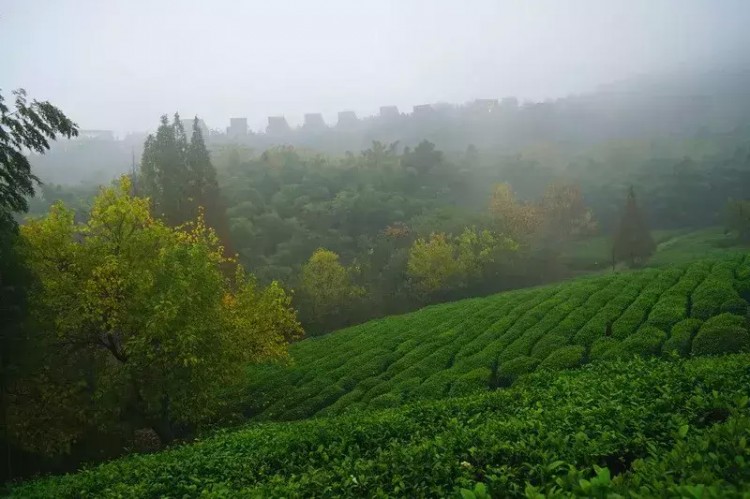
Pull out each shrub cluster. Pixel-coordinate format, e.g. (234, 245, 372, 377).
(241, 254, 749, 421)
(11, 355, 750, 498)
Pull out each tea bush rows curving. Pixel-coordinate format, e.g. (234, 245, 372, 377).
(10, 355, 750, 498)
(242, 253, 750, 421)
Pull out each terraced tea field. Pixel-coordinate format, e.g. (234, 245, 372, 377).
(243, 252, 750, 420)
(11, 355, 750, 497)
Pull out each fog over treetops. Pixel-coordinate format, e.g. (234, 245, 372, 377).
(3, 0, 749, 133)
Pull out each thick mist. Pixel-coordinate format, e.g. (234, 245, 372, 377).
(3, 0, 749, 133)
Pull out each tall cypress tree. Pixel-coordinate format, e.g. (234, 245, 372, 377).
(141, 114, 231, 252)
(186, 118, 232, 253)
(612, 186, 655, 267)
(140, 114, 190, 226)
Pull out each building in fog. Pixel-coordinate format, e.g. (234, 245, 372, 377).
(379, 106, 400, 119)
(180, 118, 210, 139)
(227, 117, 248, 138)
(303, 113, 326, 129)
(78, 129, 115, 141)
(337, 110, 358, 128)
(412, 104, 434, 117)
(469, 99, 498, 114)
(266, 116, 290, 135)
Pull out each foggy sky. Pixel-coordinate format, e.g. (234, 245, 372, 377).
(2, 0, 749, 134)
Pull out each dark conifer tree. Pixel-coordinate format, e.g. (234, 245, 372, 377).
(140, 114, 190, 226)
(186, 118, 232, 253)
(612, 186, 656, 267)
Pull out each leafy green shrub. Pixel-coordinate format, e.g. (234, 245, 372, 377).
(646, 296, 686, 331)
(538, 345, 585, 371)
(495, 356, 540, 387)
(12, 355, 750, 498)
(735, 279, 750, 300)
(240, 255, 746, 420)
(691, 313, 750, 356)
(368, 392, 401, 409)
(603, 326, 666, 360)
(448, 367, 491, 396)
(589, 337, 619, 362)
(720, 298, 748, 316)
(692, 270, 741, 320)
(531, 333, 569, 360)
(662, 318, 702, 356)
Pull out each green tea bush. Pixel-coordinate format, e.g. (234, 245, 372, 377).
(603, 326, 667, 360)
(662, 318, 702, 356)
(530, 333, 568, 359)
(692, 263, 742, 320)
(692, 313, 750, 356)
(240, 254, 748, 420)
(448, 367, 491, 396)
(538, 345, 585, 371)
(495, 356, 540, 387)
(720, 297, 748, 316)
(11, 355, 750, 498)
(589, 337, 619, 361)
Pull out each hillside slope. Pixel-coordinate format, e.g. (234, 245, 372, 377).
(243, 252, 750, 420)
(11, 355, 750, 497)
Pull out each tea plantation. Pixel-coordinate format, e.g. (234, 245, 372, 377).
(241, 252, 750, 421)
(10, 355, 750, 497)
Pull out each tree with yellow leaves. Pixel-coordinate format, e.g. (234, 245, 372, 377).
(407, 228, 518, 299)
(487, 183, 540, 242)
(9, 177, 302, 453)
(298, 248, 364, 333)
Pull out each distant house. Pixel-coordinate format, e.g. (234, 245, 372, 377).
(303, 113, 326, 129)
(379, 106, 400, 119)
(267, 116, 290, 135)
(412, 104, 434, 117)
(337, 110, 358, 128)
(227, 117, 248, 138)
(77, 129, 115, 141)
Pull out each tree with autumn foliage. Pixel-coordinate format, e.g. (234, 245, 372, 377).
(488, 183, 540, 243)
(8, 177, 302, 454)
(407, 228, 517, 299)
(298, 248, 364, 333)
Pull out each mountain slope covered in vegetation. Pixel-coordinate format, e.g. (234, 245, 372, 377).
(10, 355, 750, 497)
(241, 253, 750, 421)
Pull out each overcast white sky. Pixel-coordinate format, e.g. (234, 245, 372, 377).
(2, 0, 748, 134)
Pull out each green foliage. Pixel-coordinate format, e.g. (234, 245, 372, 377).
(297, 248, 364, 332)
(692, 262, 743, 320)
(10, 179, 302, 454)
(603, 325, 667, 360)
(0, 88, 78, 215)
(692, 313, 750, 356)
(238, 254, 750, 421)
(538, 345, 585, 371)
(495, 356, 539, 387)
(140, 114, 228, 240)
(663, 318, 703, 356)
(589, 337, 619, 362)
(10, 355, 750, 497)
(406, 228, 517, 299)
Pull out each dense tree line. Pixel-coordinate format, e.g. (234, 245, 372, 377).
(1, 96, 301, 482)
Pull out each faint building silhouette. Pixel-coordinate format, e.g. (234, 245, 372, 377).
(267, 116, 290, 135)
(227, 117, 248, 138)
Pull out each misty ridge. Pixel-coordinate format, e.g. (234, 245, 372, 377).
(29, 68, 750, 186)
